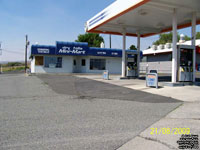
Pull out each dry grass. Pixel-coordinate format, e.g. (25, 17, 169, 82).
(2, 66, 25, 72)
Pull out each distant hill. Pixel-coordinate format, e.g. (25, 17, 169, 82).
(0, 61, 10, 64)
(0, 61, 30, 64)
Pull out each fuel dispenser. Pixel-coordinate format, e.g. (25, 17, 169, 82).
(177, 45, 195, 82)
(126, 53, 138, 77)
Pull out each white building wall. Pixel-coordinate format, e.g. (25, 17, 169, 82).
(76, 57, 87, 73)
(62, 56, 74, 73)
(140, 61, 172, 73)
(106, 57, 122, 74)
(73, 56, 83, 73)
(34, 56, 74, 73)
(85, 56, 122, 74)
(35, 66, 46, 73)
(32, 55, 122, 74)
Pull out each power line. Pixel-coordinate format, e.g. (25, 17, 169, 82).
(2, 49, 24, 55)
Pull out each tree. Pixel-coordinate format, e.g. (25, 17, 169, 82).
(184, 35, 191, 41)
(153, 32, 200, 46)
(183, 32, 200, 40)
(153, 32, 180, 45)
(196, 32, 200, 39)
(129, 45, 137, 50)
(75, 33, 104, 47)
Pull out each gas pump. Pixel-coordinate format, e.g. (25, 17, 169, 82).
(126, 54, 138, 77)
(177, 45, 195, 82)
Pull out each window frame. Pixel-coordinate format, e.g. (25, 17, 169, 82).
(90, 59, 106, 70)
(44, 56, 62, 68)
(35, 56, 44, 66)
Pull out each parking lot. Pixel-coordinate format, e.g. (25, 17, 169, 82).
(0, 74, 182, 150)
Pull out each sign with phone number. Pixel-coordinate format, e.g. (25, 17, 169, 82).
(146, 73, 158, 89)
(103, 70, 109, 80)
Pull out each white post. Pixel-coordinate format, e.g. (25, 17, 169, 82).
(122, 31, 126, 77)
(0, 65, 2, 74)
(137, 33, 141, 78)
(192, 12, 196, 82)
(109, 34, 112, 49)
(172, 8, 177, 83)
(31, 56, 36, 73)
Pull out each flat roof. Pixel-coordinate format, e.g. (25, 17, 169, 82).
(85, 0, 200, 37)
(143, 39, 200, 55)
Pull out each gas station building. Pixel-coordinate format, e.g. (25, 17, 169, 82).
(30, 41, 140, 75)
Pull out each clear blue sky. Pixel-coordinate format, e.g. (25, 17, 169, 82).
(0, 0, 199, 61)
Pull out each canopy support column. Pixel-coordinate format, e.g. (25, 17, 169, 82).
(137, 33, 140, 78)
(172, 8, 178, 83)
(192, 12, 196, 82)
(109, 34, 112, 49)
(122, 31, 126, 77)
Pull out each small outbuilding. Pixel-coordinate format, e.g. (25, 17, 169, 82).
(140, 40, 200, 73)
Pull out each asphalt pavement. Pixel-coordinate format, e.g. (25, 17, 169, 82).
(0, 74, 182, 150)
(37, 74, 181, 103)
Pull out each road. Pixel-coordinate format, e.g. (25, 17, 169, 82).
(0, 74, 181, 150)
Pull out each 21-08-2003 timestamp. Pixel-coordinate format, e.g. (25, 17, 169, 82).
(150, 128, 190, 135)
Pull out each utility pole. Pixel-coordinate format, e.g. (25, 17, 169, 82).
(0, 42, 2, 74)
(25, 35, 29, 73)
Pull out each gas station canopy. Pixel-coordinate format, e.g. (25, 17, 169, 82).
(85, 0, 200, 83)
(85, 0, 200, 37)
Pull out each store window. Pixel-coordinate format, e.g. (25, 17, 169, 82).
(44, 56, 62, 68)
(35, 56, 44, 65)
(141, 56, 147, 62)
(82, 59, 86, 66)
(168, 54, 172, 61)
(90, 59, 106, 70)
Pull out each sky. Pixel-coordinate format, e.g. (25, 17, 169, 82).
(0, 0, 199, 62)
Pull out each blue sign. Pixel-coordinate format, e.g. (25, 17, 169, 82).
(89, 47, 122, 57)
(31, 41, 143, 58)
(56, 42, 89, 56)
(31, 45, 56, 55)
